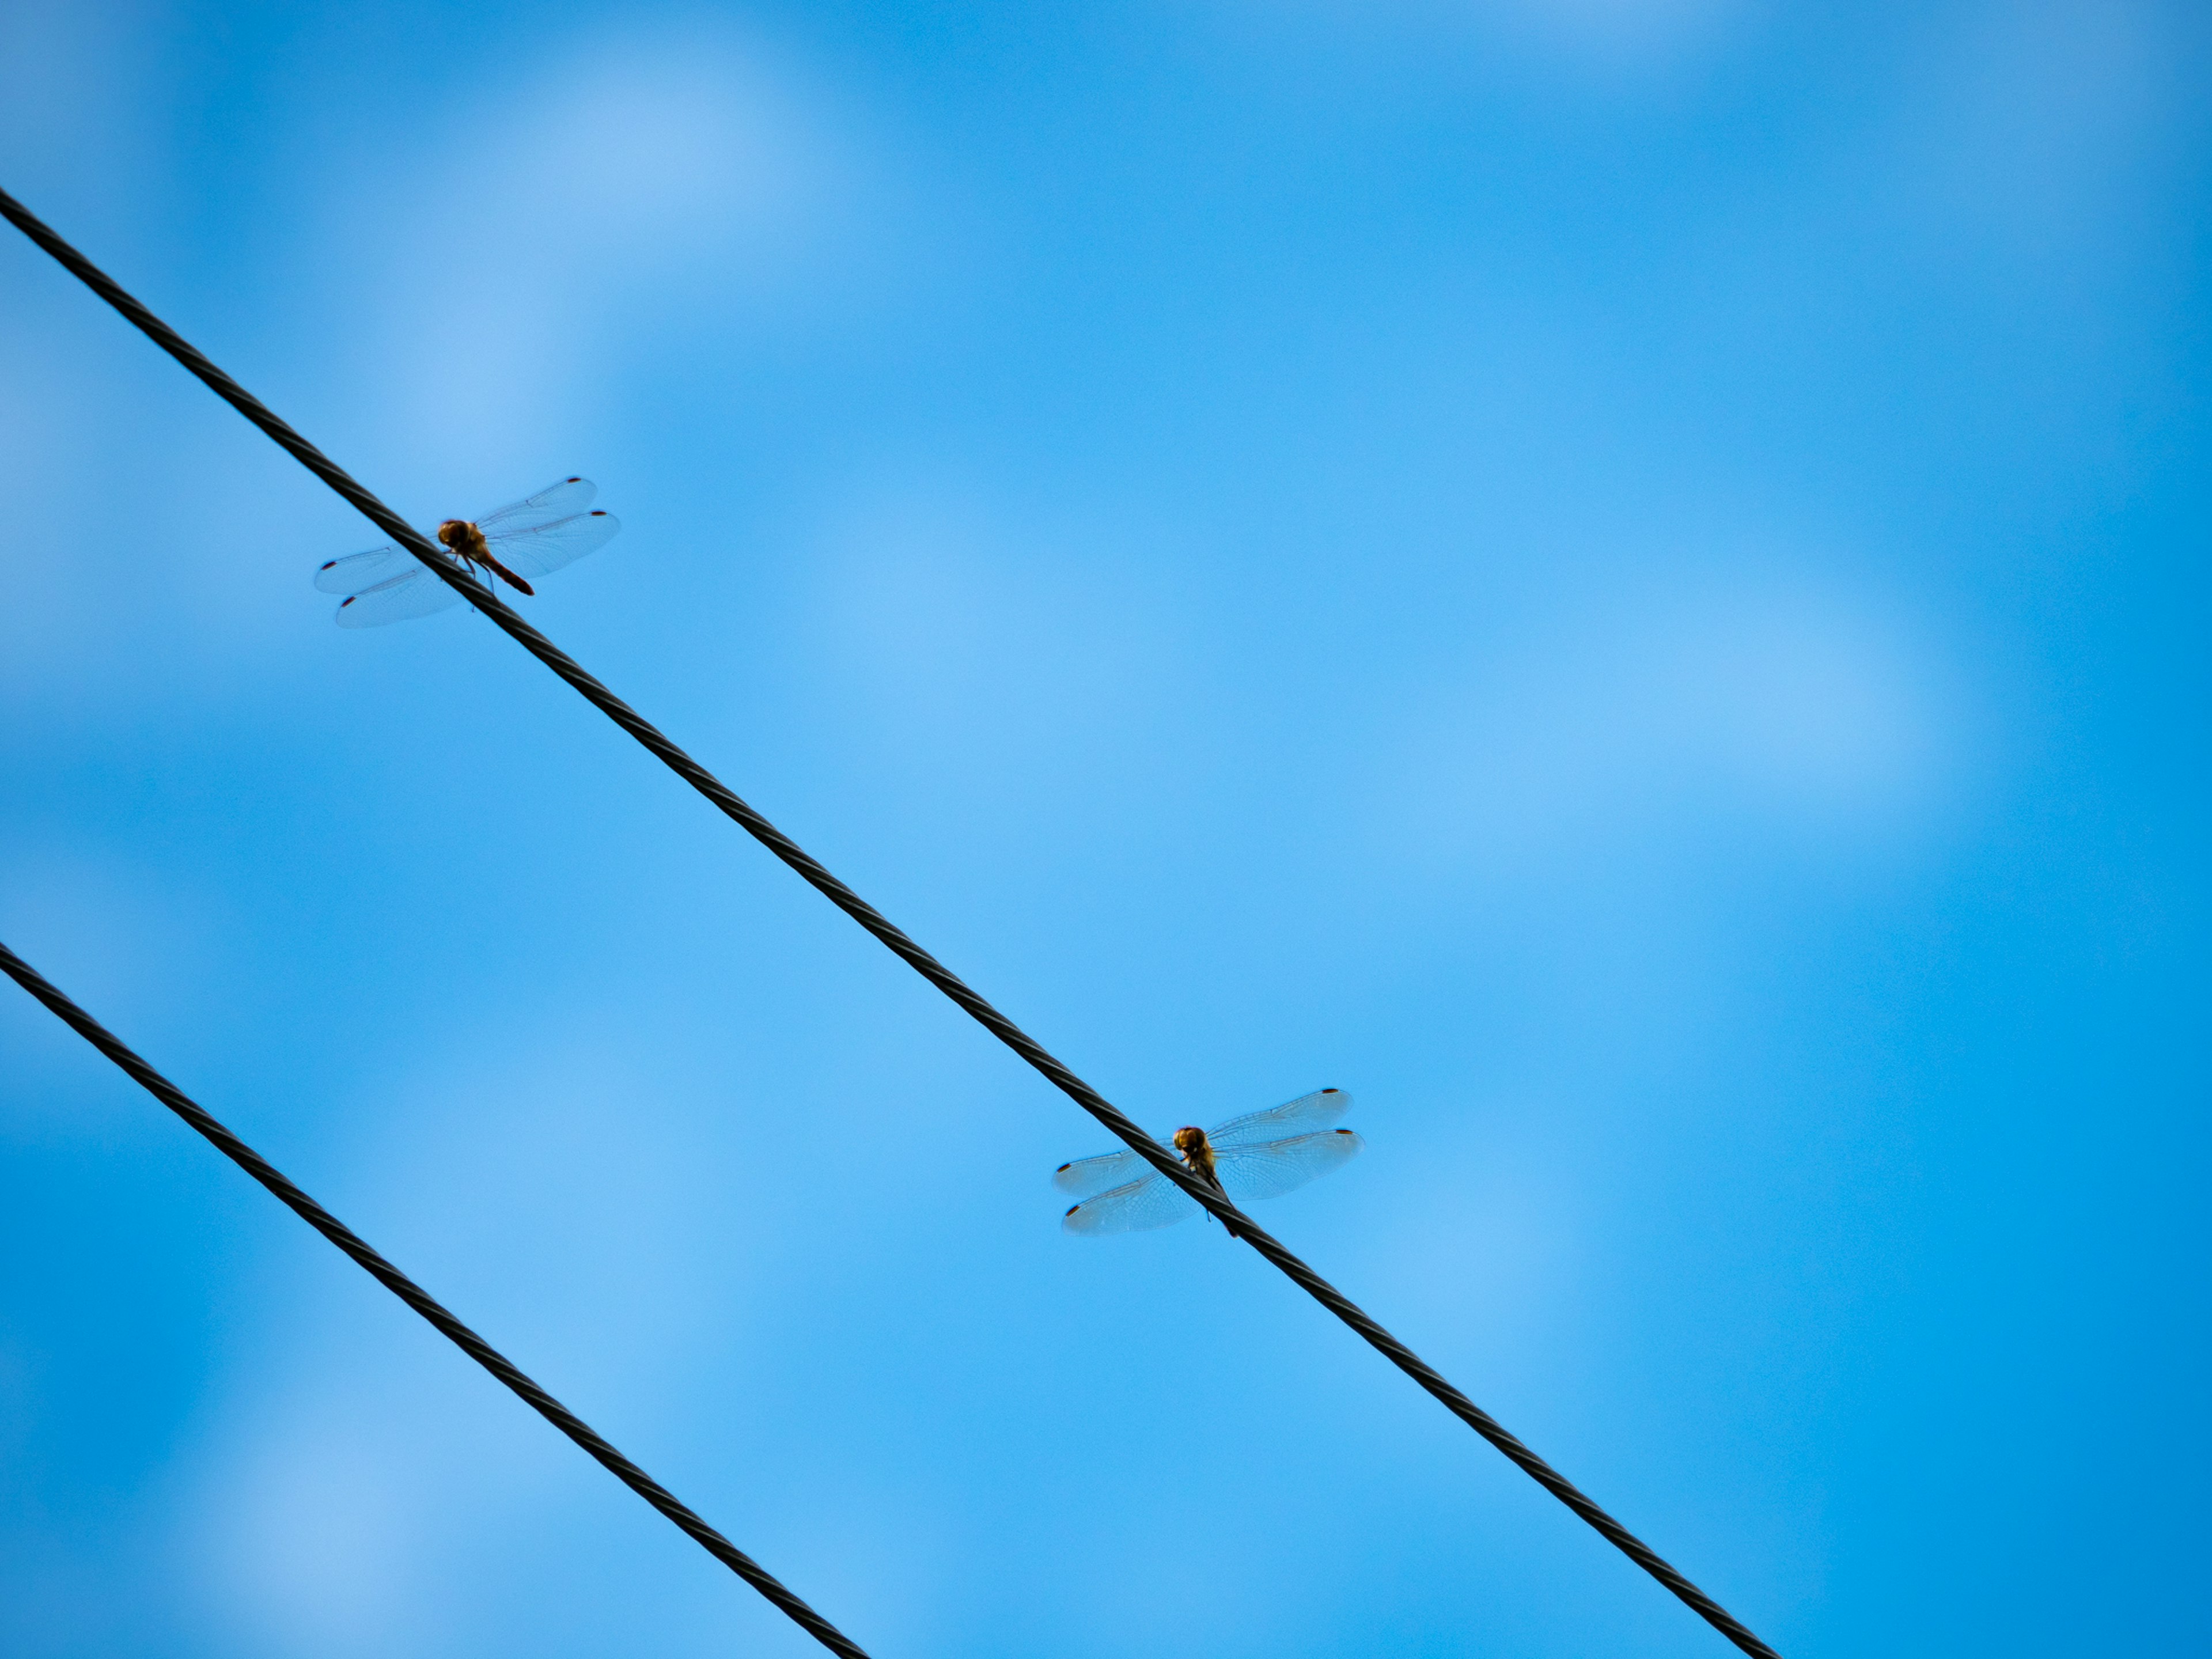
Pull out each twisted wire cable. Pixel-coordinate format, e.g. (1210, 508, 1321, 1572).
(0, 940, 871, 1658)
(1, 184, 1782, 1659)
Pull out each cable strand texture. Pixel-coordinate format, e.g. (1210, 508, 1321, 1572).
(1, 183, 1781, 1659)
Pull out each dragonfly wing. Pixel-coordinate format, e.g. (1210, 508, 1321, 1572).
(1207, 1088, 1351, 1149)
(1062, 1171, 1202, 1234)
(315, 543, 420, 594)
(1052, 1148, 1150, 1198)
(487, 510, 619, 578)
(474, 476, 597, 536)
(1215, 1128, 1363, 1203)
(335, 567, 465, 628)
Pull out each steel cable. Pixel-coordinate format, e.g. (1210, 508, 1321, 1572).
(1, 184, 1783, 1659)
(0, 940, 871, 1658)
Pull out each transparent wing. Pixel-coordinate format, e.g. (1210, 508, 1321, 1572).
(1207, 1088, 1351, 1150)
(1215, 1128, 1363, 1203)
(1053, 1148, 1150, 1199)
(315, 543, 420, 595)
(474, 476, 597, 537)
(335, 567, 465, 628)
(487, 509, 620, 578)
(1062, 1172, 1203, 1235)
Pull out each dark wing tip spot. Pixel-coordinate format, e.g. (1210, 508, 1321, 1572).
(1334, 1128, 1354, 1136)
(1064, 1203, 1082, 1217)
(589, 510, 607, 517)
(1054, 1161, 1073, 1173)
(566, 474, 582, 482)
(1321, 1087, 1341, 1094)
(317, 559, 338, 571)
(338, 596, 358, 609)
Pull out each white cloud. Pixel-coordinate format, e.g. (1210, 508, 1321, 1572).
(0, 843, 236, 1093)
(1348, 1104, 1588, 1362)
(0, 12, 915, 710)
(315, 24, 883, 482)
(172, 1034, 765, 1654)
(202, 1400, 428, 1658)
(0, 0, 165, 212)
(796, 477, 1206, 816)
(1380, 567, 1963, 881)
(1888, 0, 2171, 262)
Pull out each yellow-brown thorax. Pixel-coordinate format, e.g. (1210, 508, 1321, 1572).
(438, 518, 488, 563)
(1172, 1126, 1217, 1183)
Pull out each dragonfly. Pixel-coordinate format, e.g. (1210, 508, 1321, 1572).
(313, 476, 620, 627)
(1053, 1088, 1362, 1236)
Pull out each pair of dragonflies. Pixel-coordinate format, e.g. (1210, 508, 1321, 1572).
(320, 493, 1367, 1236)
(313, 476, 619, 627)
(1055, 1088, 1362, 1234)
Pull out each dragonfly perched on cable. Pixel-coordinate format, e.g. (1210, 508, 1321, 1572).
(1054, 1088, 1363, 1236)
(313, 476, 620, 627)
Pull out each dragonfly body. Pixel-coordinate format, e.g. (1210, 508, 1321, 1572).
(1056, 1089, 1362, 1236)
(438, 516, 535, 597)
(314, 476, 618, 627)
(1172, 1125, 1220, 1187)
(1169, 1125, 1237, 1237)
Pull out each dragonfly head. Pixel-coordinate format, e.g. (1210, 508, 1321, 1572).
(437, 518, 487, 559)
(1172, 1126, 1217, 1183)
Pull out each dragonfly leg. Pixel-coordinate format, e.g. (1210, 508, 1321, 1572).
(1188, 1166, 1241, 1240)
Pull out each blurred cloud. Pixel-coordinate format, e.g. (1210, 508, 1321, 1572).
(804, 480, 1198, 788)
(1, 12, 930, 710)
(0, 301, 108, 692)
(5, 2, 2204, 1656)
(1382, 566, 1965, 882)
(1892, 0, 2170, 261)
(203, 1400, 425, 1658)
(0, 842, 237, 1103)
(317, 21, 902, 479)
(175, 1035, 764, 1654)
(1348, 1100, 1589, 1363)
(0, 0, 165, 210)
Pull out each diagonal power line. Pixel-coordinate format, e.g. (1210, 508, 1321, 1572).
(0, 940, 871, 1659)
(1, 183, 1783, 1659)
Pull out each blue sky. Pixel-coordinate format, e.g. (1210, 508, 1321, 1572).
(2, 2, 2206, 1655)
